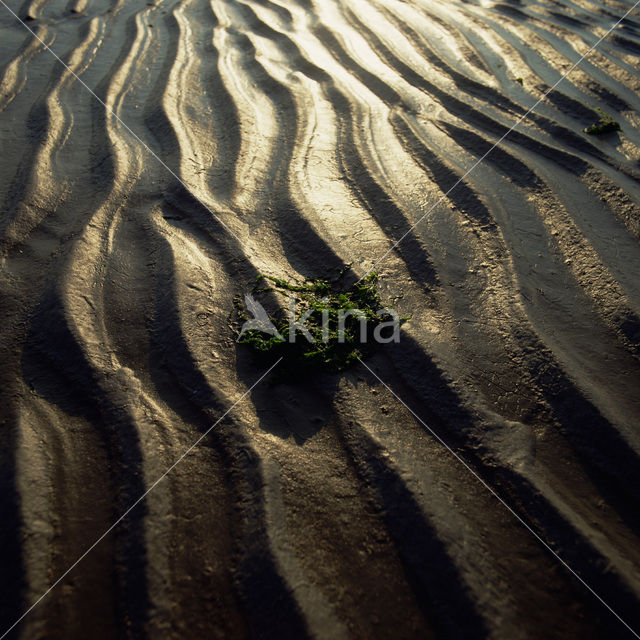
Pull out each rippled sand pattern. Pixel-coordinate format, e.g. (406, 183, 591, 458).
(1, 0, 640, 637)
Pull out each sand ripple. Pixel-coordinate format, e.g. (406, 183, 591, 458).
(1, 0, 640, 637)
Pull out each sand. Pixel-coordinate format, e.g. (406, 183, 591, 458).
(1, 0, 640, 637)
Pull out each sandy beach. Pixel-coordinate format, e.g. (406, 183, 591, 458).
(1, 0, 640, 637)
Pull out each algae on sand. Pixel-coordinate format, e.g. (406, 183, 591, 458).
(236, 271, 403, 375)
(584, 108, 622, 135)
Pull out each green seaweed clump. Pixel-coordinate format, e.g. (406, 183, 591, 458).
(236, 271, 402, 375)
(584, 108, 622, 135)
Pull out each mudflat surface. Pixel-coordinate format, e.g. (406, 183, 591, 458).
(1, 0, 640, 637)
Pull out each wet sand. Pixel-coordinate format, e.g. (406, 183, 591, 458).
(1, 0, 640, 637)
